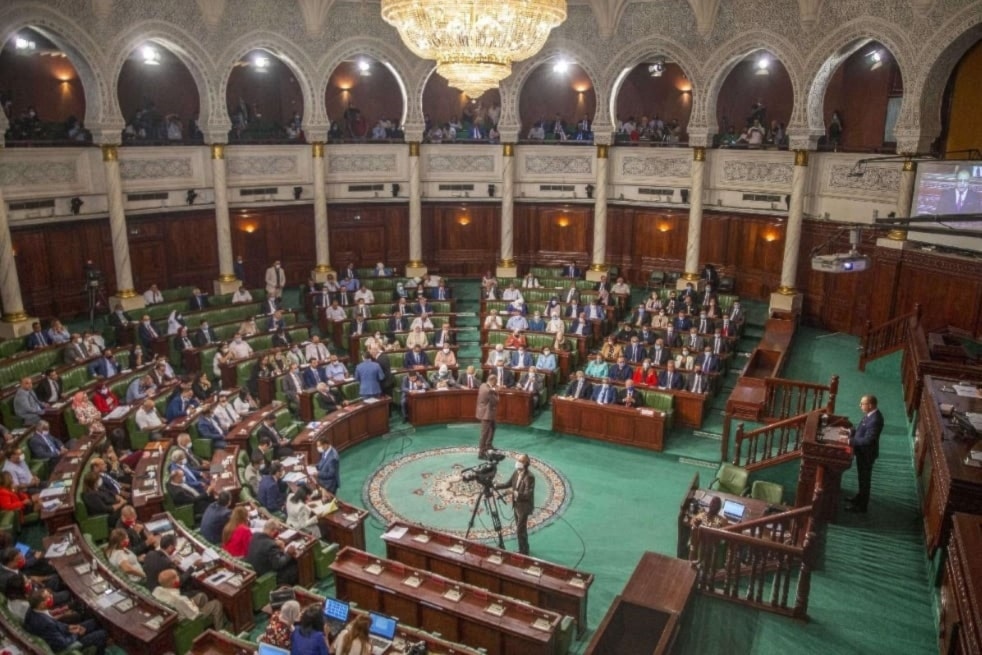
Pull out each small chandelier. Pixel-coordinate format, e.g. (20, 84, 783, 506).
(381, 1, 567, 97)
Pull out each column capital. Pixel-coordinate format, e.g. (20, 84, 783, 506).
(596, 144, 609, 159)
(693, 147, 706, 162)
(502, 143, 515, 157)
(210, 144, 226, 160)
(408, 142, 420, 157)
(101, 144, 119, 162)
(794, 150, 809, 167)
(776, 285, 797, 295)
(311, 142, 325, 158)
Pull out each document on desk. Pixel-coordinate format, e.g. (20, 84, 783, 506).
(39, 486, 67, 499)
(280, 456, 301, 468)
(953, 384, 982, 399)
(44, 541, 70, 559)
(383, 525, 409, 540)
(485, 603, 506, 617)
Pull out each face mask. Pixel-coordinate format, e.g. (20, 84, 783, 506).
(44, 597, 54, 609)
(123, 518, 136, 527)
(96, 479, 103, 488)
(443, 348, 450, 354)
(515, 461, 524, 470)
(317, 446, 325, 454)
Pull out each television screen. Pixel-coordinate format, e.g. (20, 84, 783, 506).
(912, 162, 982, 229)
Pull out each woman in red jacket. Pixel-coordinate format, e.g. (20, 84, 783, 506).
(221, 506, 253, 557)
(632, 358, 658, 386)
(0, 471, 38, 516)
(91, 383, 121, 415)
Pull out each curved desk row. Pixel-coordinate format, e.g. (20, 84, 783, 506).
(551, 396, 669, 452)
(406, 388, 535, 427)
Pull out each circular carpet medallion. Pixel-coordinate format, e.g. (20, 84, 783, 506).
(362, 446, 572, 542)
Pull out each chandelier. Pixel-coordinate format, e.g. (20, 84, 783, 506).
(381, 1, 567, 98)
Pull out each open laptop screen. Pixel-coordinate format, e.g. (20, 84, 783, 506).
(323, 597, 350, 623)
(368, 611, 398, 640)
(722, 499, 746, 520)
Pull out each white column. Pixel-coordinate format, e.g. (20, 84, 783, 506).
(311, 141, 334, 281)
(211, 144, 239, 294)
(0, 184, 37, 338)
(497, 143, 517, 279)
(680, 147, 707, 288)
(104, 145, 144, 311)
(406, 141, 426, 278)
(586, 144, 609, 282)
(770, 149, 809, 315)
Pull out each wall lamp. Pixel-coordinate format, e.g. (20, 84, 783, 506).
(70, 197, 84, 215)
(293, 186, 303, 200)
(488, 184, 496, 198)
(585, 184, 594, 199)
(186, 189, 198, 205)
(392, 183, 400, 197)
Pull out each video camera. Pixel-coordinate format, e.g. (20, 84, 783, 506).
(406, 642, 428, 655)
(461, 450, 505, 487)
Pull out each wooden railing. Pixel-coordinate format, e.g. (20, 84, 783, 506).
(763, 375, 838, 422)
(859, 304, 920, 371)
(732, 413, 809, 471)
(690, 478, 824, 620)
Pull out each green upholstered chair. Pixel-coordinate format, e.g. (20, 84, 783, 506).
(710, 463, 749, 497)
(750, 480, 785, 505)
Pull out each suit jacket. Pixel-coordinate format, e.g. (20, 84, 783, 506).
(937, 188, 982, 215)
(138, 322, 161, 349)
(496, 469, 534, 513)
(387, 316, 408, 334)
(63, 341, 89, 364)
(166, 480, 203, 508)
(609, 364, 633, 382)
(29, 431, 62, 461)
(316, 447, 340, 493)
(475, 383, 498, 421)
(175, 335, 196, 352)
(851, 409, 884, 460)
(188, 294, 210, 311)
(257, 423, 286, 446)
(245, 532, 292, 577)
(88, 357, 120, 378)
(592, 384, 618, 404)
(511, 351, 533, 368)
(35, 378, 61, 404)
(257, 475, 286, 512)
(403, 350, 428, 369)
(650, 346, 671, 366)
(696, 353, 721, 374)
(196, 416, 227, 447)
(619, 386, 644, 407)
(165, 395, 198, 421)
(282, 372, 305, 399)
(687, 372, 711, 394)
(24, 609, 76, 652)
(25, 331, 50, 350)
(14, 388, 44, 425)
(109, 310, 132, 329)
(517, 372, 543, 395)
(565, 378, 593, 399)
(490, 367, 514, 388)
(460, 370, 482, 390)
(193, 327, 218, 347)
(658, 370, 685, 390)
(624, 343, 647, 363)
(265, 266, 286, 294)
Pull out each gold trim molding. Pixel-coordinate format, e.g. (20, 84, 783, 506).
(1, 311, 28, 323)
(408, 142, 420, 157)
(902, 159, 916, 173)
(408, 260, 424, 268)
(101, 145, 118, 162)
(116, 288, 137, 299)
(693, 147, 706, 162)
(588, 263, 607, 271)
(312, 142, 325, 158)
(503, 143, 514, 157)
(777, 285, 797, 295)
(217, 274, 237, 282)
(211, 144, 225, 160)
(314, 265, 334, 273)
(887, 229, 908, 241)
(498, 258, 516, 267)
(596, 145, 609, 159)
(682, 272, 700, 281)
(793, 150, 809, 167)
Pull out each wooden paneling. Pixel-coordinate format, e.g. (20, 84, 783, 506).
(514, 203, 593, 270)
(327, 203, 409, 271)
(422, 203, 499, 275)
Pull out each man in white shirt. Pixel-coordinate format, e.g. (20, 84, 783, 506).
(2, 447, 39, 492)
(612, 277, 631, 295)
(506, 312, 528, 332)
(231, 286, 253, 304)
(483, 310, 503, 330)
(213, 394, 241, 431)
(152, 569, 227, 629)
(501, 283, 522, 303)
(535, 348, 557, 372)
(265, 260, 286, 299)
(143, 284, 164, 305)
(353, 287, 375, 304)
(324, 301, 347, 322)
(324, 356, 348, 382)
(228, 334, 254, 360)
(304, 336, 330, 362)
(135, 398, 164, 433)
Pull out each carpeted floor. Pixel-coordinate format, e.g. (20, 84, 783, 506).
(53, 281, 937, 654)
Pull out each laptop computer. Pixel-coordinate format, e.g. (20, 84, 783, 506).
(257, 642, 290, 655)
(368, 611, 398, 654)
(322, 596, 350, 634)
(722, 499, 746, 521)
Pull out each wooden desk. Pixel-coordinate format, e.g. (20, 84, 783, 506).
(317, 501, 369, 552)
(210, 445, 241, 500)
(917, 375, 982, 558)
(189, 629, 257, 654)
(44, 525, 178, 653)
(298, 378, 355, 421)
(940, 513, 982, 655)
(130, 442, 168, 521)
(246, 499, 319, 588)
(407, 388, 535, 427)
(331, 547, 562, 655)
(40, 435, 101, 534)
(150, 512, 258, 633)
(584, 552, 696, 655)
(382, 521, 593, 638)
(225, 402, 286, 447)
(288, 397, 390, 460)
(552, 396, 668, 452)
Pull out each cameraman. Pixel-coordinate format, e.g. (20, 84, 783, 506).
(496, 454, 535, 555)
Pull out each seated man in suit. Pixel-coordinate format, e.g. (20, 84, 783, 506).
(489, 361, 514, 388)
(108, 303, 133, 331)
(564, 371, 593, 399)
(192, 320, 217, 347)
(387, 311, 409, 338)
(63, 333, 89, 364)
(568, 312, 591, 337)
(25, 589, 108, 655)
(188, 287, 210, 311)
(87, 349, 121, 379)
(166, 467, 214, 520)
(13, 378, 46, 426)
(245, 520, 299, 586)
(459, 365, 482, 390)
(169, 450, 208, 494)
(674, 310, 693, 331)
(695, 345, 722, 374)
(608, 356, 633, 382)
(81, 470, 126, 526)
(623, 336, 648, 364)
(174, 326, 195, 354)
(34, 368, 61, 405)
(403, 344, 429, 370)
(166, 388, 200, 422)
(257, 413, 293, 458)
(143, 284, 164, 305)
(137, 315, 161, 351)
(619, 379, 644, 407)
(281, 363, 306, 410)
(592, 377, 618, 405)
(28, 421, 66, 464)
(195, 407, 228, 450)
(257, 463, 288, 513)
(516, 366, 545, 408)
(25, 321, 51, 350)
(563, 261, 581, 278)
(511, 346, 533, 370)
(400, 370, 430, 420)
(658, 361, 685, 390)
(687, 364, 712, 394)
(313, 382, 344, 414)
(684, 327, 704, 351)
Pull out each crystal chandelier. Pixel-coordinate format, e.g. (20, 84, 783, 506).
(381, 1, 567, 97)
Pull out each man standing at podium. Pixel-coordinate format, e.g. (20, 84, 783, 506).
(476, 374, 499, 459)
(496, 454, 535, 555)
(847, 394, 883, 513)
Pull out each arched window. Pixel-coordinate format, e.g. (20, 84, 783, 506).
(226, 49, 305, 143)
(117, 42, 201, 145)
(715, 50, 792, 149)
(613, 61, 692, 146)
(326, 57, 405, 143)
(518, 60, 596, 144)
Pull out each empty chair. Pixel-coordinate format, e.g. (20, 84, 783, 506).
(647, 270, 665, 290)
(750, 480, 784, 505)
(718, 275, 736, 293)
(710, 463, 749, 496)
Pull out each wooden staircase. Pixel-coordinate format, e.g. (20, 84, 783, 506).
(858, 304, 920, 371)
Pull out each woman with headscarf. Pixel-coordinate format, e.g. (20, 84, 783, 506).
(72, 391, 106, 436)
(166, 310, 185, 335)
(431, 364, 457, 390)
(262, 599, 301, 649)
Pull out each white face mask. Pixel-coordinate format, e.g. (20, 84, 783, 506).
(317, 446, 325, 454)
(443, 348, 450, 354)
(515, 461, 524, 470)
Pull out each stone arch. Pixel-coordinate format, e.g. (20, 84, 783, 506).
(316, 37, 415, 131)
(697, 30, 805, 138)
(107, 20, 218, 136)
(801, 18, 912, 137)
(215, 30, 318, 135)
(503, 43, 605, 135)
(603, 36, 705, 132)
(912, 8, 982, 153)
(0, 2, 113, 131)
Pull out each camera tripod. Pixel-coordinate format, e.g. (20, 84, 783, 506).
(465, 482, 507, 549)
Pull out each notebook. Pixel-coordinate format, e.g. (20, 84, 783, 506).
(722, 499, 746, 520)
(368, 611, 398, 655)
(322, 596, 350, 634)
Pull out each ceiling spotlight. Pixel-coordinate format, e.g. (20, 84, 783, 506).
(553, 59, 570, 74)
(648, 58, 665, 77)
(756, 55, 770, 75)
(357, 60, 371, 72)
(869, 50, 884, 71)
(141, 46, 162, 66)
(254, 55, 270, 70)
(15, 37, 36, 51)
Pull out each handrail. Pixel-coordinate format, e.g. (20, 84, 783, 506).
(732, 412, 809, 469)
(763, 375, 838, 422)
(859, 303, 920, 371)
(721, 504, 813, 533)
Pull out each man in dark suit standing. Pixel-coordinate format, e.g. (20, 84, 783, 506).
(495, 454, 535, 555)
(476, 374, 499, 459)
(847, 394, 884, 513)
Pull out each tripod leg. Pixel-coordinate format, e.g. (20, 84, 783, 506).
(464, 489, 484, 539)
(485, 491, 505, 549)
